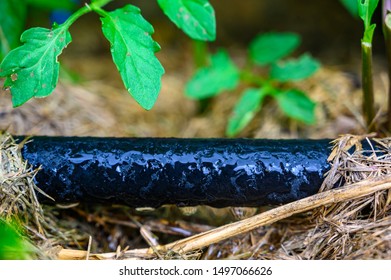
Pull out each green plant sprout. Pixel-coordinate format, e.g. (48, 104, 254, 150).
(338, 0, 382, 132)
(0, 0, 216, 110)
(358, 0, 379, 131)
(341, 0, 391, 132)
(185, 32, 320, 137)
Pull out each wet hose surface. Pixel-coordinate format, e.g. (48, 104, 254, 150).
(20, 137, 332, 208)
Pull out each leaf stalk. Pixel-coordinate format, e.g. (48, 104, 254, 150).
(239, 69, 268, 87)
(61, 0, 112, 29)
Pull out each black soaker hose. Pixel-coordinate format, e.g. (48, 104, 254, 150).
(20, 137, 332, 208)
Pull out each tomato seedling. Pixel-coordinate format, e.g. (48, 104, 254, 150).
(185, 32, 320, 137)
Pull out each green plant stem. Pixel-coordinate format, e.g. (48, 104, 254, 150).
(240, 69, 268, 87)
(361, 41, 376, 131)
(192, 40, 208, 68)
(385, 31, 391, 132)
(61, 0, 112, 29)
(192, 40, 211, 114)
(240, 70, 279, 98)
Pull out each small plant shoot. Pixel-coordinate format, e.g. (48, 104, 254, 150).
(358, 0, 379, 131)
(383, 0, 391, 130)
(341, 0, 391, 132)
(0, 0, 216, 110)
(186, 32, 320, 137)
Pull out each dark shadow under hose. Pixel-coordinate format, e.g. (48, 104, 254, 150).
(21, 137, 332, 208)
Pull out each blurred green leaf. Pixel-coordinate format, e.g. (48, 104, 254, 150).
(340, 0, 359, 17)
(0, 220, 35, 260)
(0, 0, 27, 60)
(100, 5, 164, 110)
(185, 50, 240, 99)
(26, 0, 77, 10)
(275, 89, 316, 124)
(226, 88, 267, 137)
(0, 24, 72, 107)
(249, 32, 301, 66)
(270, 54, 320, 82)
(157, 0, 216, 41)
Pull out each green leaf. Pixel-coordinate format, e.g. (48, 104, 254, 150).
(100, 5, 165, 110)
(270, 54, 320, 82)
(340, 0, 359, 17)
(358, 0, 379, 27)
(0, 0, 27, 60)
(0, 24, 71, 107)
(358, 0, 379, 43)
(185, 50, 240, 99)
(226, 88, 267, 137)
(26, 0, 77, 11)
(275, 89, 316, 124)
(157, 0, 216, 41)
(363, 23, 376, 42)
(249, 32, 301, 66)
(0, 220, 35, 260)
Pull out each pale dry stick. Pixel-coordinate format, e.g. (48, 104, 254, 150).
(57, 246, 153, 260)
(57, 176, 391, 260)
(162, 177, 391, 255)
(86, 236, 92, 260)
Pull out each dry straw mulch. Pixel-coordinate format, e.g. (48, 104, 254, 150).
(0, 131, 390, 260)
